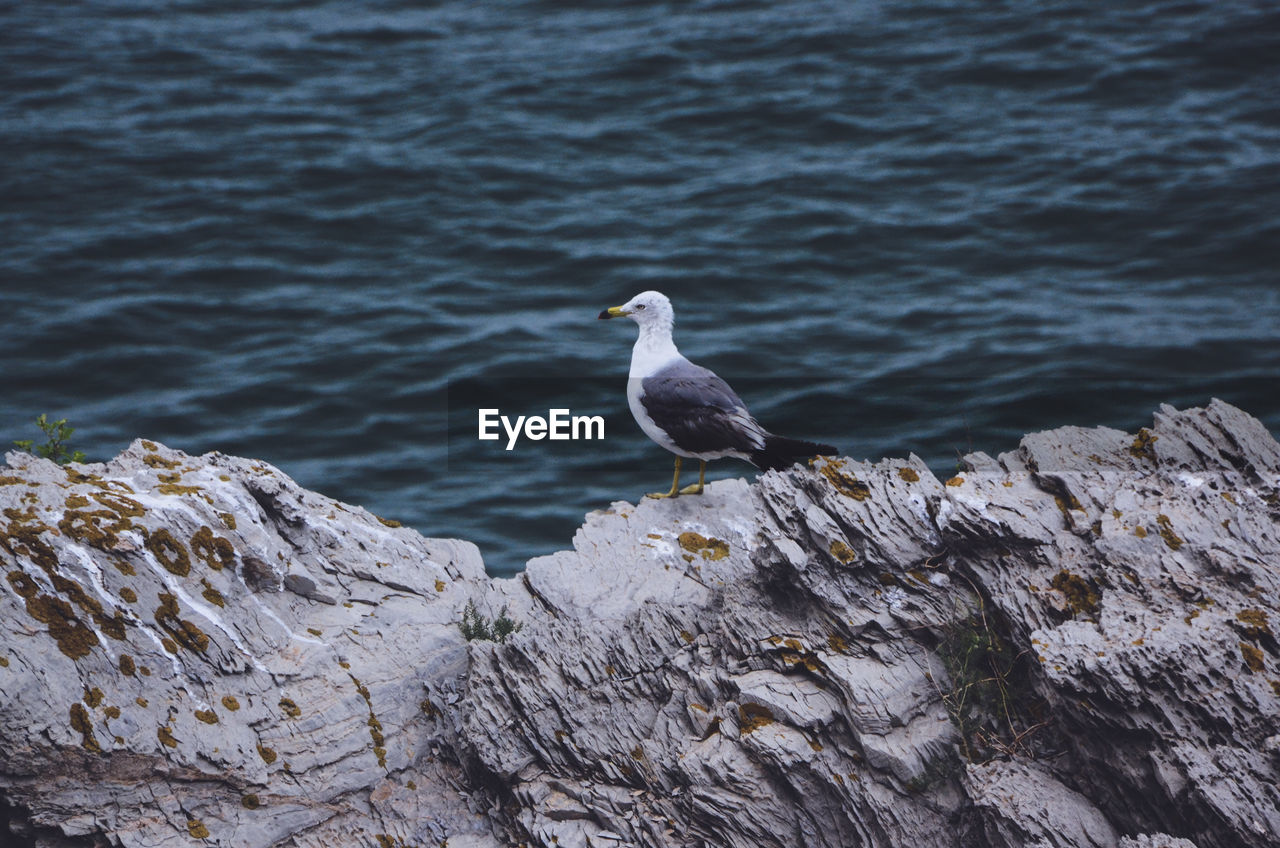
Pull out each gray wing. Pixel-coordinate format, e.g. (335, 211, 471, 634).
(640, 360, 765, 454)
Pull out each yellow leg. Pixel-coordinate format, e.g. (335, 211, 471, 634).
(679, 460, 706, 495)
(646, 456, 682, 499)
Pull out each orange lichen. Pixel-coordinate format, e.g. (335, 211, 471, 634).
(119, 655, 136, 676)
(1237, 608, 1272, 640)
(154, 593, 209, 653)
(195, 709, 218, 725)
(221, 696, 240, 711)
(897, 467, 919, 482)
(186, 819, 209, 839)
(257, 744, 277, 763)
(278, 698, 301, 718)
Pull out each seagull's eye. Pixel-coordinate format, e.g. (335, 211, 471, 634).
(636, 304, 646, 310)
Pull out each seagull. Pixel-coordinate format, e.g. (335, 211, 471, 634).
(598, 291, 837, 499)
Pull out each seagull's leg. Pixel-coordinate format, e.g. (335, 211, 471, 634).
(647, 456, 682, 499)
(679, 460, 706, 495)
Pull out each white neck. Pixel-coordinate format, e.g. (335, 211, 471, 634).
(629, 320, 680, 377)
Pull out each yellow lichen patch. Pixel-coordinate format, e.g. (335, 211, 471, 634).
(1135, 525, 1148, 538)
(200, 581, 225, 608)
(65, 493, 91, 509)
(90, 491, 145, 518)
(195, 709, 218, 725)
(84, 686, 105, 708)
(307, 628, 322, 637)
(819, 459, 871, 500)
(10, 579, 100, 660)
(1240, 642, 1265, 673)
(104, 705, 120, 719)
(257, 743, 277, 764)
(1051, 570, 1101, 618)
(630, 745, 645, 761)
(154, 593, 209, 653)
(1237, 608, 1273, 640)
(191, 527, 235, 571)
(679, 630, 695, 643)
(1156, 515, 1183, 551)
(677, 532, 729, 560)
(69, 703, 100, 752)
(376, 516, 402, 528)
(156, 725, 178, 748)
(945, 476, 965, 487)
(1129, 428, 1159, 462)
(1222, 491, 1236, 505)
(221, 696, 240, 711)
(146, 529, 191, 576)
(142, 453, 179, 469)
(348, 674, 388, 768)
(278, 698, 301, 718)
(59, 509, 121, 550)
(139, 666, 151, 676)
(738, 702, 775, 734)
(218, 511, 236, 530)
(605, 665, 616, 676)
(829, 540, 856, 564)
(186, 819, 209, 839)
(241, 794, 260, 810)
(434, 579, 446, 592)
(141, 440, 158, 452)
(0, 476, 24, 486)
(136, 697, 148, 707)
(897, 467, 919, 482)
(827, 633, 850, 654)
(0, 656, 8, 667)
(119, 586, 137, 603)
(119, 655, 136, 676)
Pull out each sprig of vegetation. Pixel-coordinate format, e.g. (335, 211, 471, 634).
(459, 599, 524, 643)
(13, 414, 86, 465)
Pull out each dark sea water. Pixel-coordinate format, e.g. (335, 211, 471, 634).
(2, 1, 1278, 576)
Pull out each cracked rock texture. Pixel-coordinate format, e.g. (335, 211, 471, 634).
(2, 401, 1278, 847)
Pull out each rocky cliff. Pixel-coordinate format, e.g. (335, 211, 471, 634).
(1, 400, 1278, 848)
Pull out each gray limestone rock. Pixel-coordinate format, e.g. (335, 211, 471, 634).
(3, 400, 1277, 847)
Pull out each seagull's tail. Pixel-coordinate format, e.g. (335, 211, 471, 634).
(750, 435, 838, 471)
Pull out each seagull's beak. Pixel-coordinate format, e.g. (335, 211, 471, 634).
(598, 305, 629, 320)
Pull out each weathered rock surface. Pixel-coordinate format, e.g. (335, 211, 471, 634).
(2, 401, 1278, 847)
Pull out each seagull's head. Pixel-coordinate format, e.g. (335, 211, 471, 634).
(598, 291, 674, 328)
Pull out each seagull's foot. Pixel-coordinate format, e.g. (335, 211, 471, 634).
(678, 482, 704, 495)
(645, 490, 678, 499)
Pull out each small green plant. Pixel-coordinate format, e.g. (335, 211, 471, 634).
(932, 599, 1045, 763)
(459, 599, 523, 643)
(13, 414, 86, 465)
